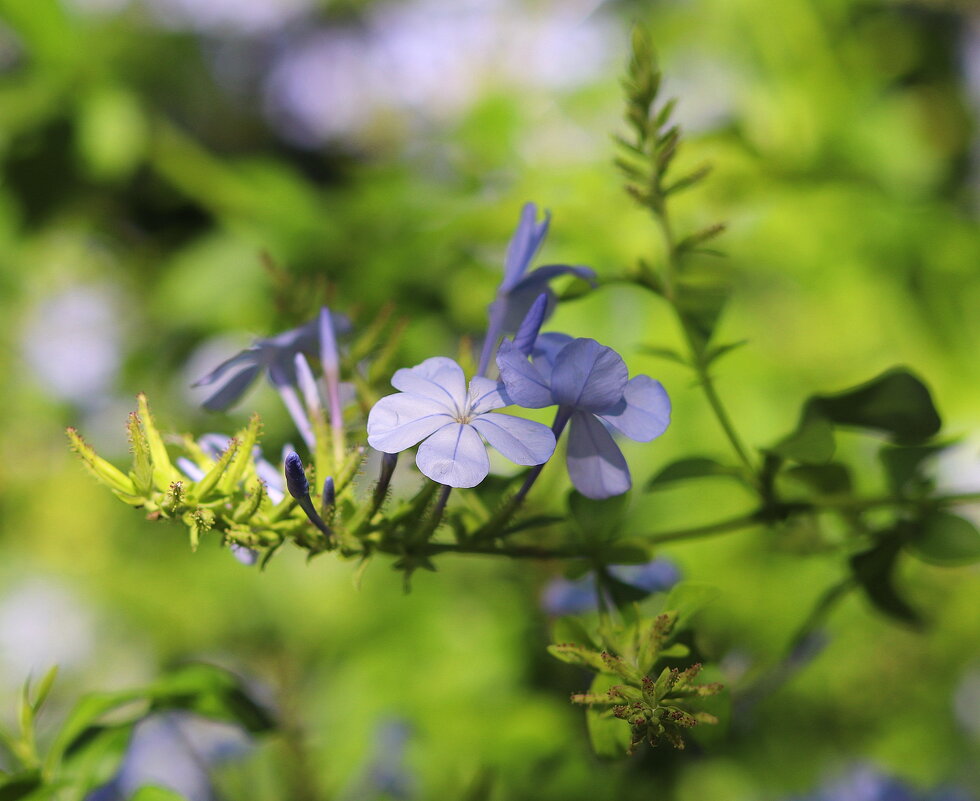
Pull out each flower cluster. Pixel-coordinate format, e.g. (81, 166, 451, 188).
(364, 202, 671, 500)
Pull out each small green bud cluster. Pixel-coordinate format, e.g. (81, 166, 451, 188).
(549, 610, 722, 755)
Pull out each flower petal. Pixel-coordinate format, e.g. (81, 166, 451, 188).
(391, 357, 467, 414)
(597, 375, 671, 442)
(367, 393, 455, 453)
(193, 349, 259, 388)
(470, 412, 556, 466)
(415, 423, 490, 488)
(468, 376, 509, 414)
(502, 202, 550, 291)
(200, 363, 263, 412)
(551, 338, 628, 412)
(566, 411, 631, 499)
(496, 340, 554, 408)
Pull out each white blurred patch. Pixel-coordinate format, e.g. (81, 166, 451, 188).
(264, 0, 616, 146)
(20, 285, 123, 407)
(932, 437, 980, 526)
(0, 579, 96, 683)
(144, 0, 313, 35)
(61, 0, 130, 15)
(954, 666, 980, 739)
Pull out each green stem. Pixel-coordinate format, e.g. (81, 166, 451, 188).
(654, 204, 758, 484)
(810, 490, 980, 512)
(642, 510, 761, 545)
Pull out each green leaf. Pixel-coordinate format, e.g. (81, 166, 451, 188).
(907, 512, 980, 567)
(0, 770, 42, 801)
(677, 223, 726, 255)
(131, 788, 191, 801)
(191, 439, 240, 501)
(784, 463, 852, 495)
(675, 281, 730, 353)
(661, 583, 719, 635)
(769, 408, 835, 464)
(66, 428, 139, 499)
(568, 491, 628, 543)
(219, 414, 262, 494)
(547, 643, 608, 672)
(639, 346, 687, 366)
(49, 691, 146, 764)
(551, 617, 597, 650)
(147, 664, 275, 734)
(879, 443, 946, 495)
(126, 412, 154, 495)
(703, 340, 747, 368)
(31, 666, 58, 714)
(812, 368, 941, 443)
(646, 457, 742, 490)
(599, 541, 652, 565)
(850, 531, 921, 626)
(136, 394, 179, 492)
(584, 674, 631, 759)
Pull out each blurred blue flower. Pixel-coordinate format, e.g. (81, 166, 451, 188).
(542, 558, 681, 616)
(343, 719, 416, 801)
(367, 356, 555, 488)
(788, 765, 975, 801)
(497, 337, 670, 498)
(477, 203, 595, 375)
(85, 711, 251, 801)
(192, 309, 349, 412)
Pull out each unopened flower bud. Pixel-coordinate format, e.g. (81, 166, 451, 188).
(284, 451, 309, 498)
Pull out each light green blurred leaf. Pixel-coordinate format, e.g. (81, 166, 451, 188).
(661, 582, 720, 635)
(131, 788, 191, 801)
(584, 674, 630, 760)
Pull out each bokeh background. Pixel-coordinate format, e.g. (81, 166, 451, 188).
(1, 0, 978, 798)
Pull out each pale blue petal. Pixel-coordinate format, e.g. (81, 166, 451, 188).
(502, 203, 550, 291)
(566, 411, 631, 499)
(415, 423, 490, 488)
(532, 333, 574, 368)
(468, 376, 509, 414)
(391, 357, 467, 414)
(551, 338, 628, 412)
(367, 393, 454, 453)
(496, 340, 554, 408)
(501, 264, 596, 331)
(200, 363, 262, 411)
(470, 412, 556, 466)
(514, 264, 596, 292)
(512, 293, 548, 356)
(193, 349, 259, 388)
(597, 375, 671, 442)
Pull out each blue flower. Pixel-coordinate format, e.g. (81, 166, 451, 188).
(542, 558, 681, 617)
(496, 337, 671, 499)
(84, 711, 251, 801)
(477, 203, 595, 375)
(193, 309, 349, 412)
(367, 356, 556, 488)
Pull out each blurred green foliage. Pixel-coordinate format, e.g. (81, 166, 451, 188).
(0, 0, 978, 798)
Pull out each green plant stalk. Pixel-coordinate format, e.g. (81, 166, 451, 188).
(654, 204, 758, 486)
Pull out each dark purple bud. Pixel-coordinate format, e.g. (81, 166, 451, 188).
(512, 293, 548, 357)
(321, 476, 335, 513)
(284, 451, 309, 498)
(373, 452, 398, 508)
